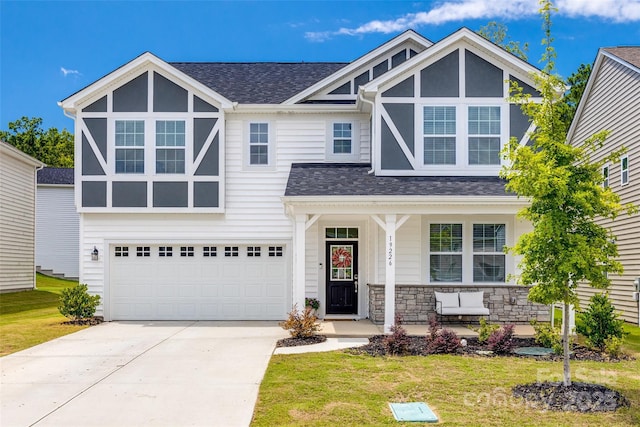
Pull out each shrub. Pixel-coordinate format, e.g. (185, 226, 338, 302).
(384, 314, 411, 355)
(604, 336, 624, 358)
(279, 304, 320, 338)
(575, 293, 625, 351)
(487, 324, 515, 354)
(425, 315, 461, 354)
(530, 319, 562, 353)
(476, 318, 500, 344)
(426, 328, 461, 354)
(58, 283, 101, 320)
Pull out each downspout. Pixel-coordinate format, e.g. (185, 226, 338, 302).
(358, 91, 376, 174)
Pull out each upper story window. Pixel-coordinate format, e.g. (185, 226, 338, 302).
(423, 106, 456, 165)
(115, 120, 144, 173)
(332, 123, 352, 154)
(472, 224, 505, 282)
(429, 223, 463, 282)
(621, 156, 629, 185)
(603, 165, 609, 188)
(468, 106, 501, 165)
(249, 123, 269, 165)
(156, 120, 185, 174)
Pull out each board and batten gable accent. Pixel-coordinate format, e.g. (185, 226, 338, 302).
(74, 64, 224, 213)
(370, 35, 541, 176)
(568, 50, 640, 324)
(0, 142, 43, 292)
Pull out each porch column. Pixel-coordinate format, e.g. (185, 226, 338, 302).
(384, 214, 397, 333)
(293, 214, 307, 311)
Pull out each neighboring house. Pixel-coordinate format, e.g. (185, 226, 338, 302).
(59, 28, 549, 330)
(0, 141, 44, 292)
(567, 46, 640, 325)
(36, 167, 79, 280)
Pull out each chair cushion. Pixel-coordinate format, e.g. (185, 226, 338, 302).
(459, 291, 485, 308)
(434, 291, 459, 308)
(440, 307, 490, 316)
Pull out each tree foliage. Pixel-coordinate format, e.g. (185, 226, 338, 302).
(477, 21, 529, 60)
(0, 117, 74, 167)
(558, 63, 592, 132)
(500, 0, 633, 386)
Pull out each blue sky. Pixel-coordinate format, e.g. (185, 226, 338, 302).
(2, 0, 640, 132)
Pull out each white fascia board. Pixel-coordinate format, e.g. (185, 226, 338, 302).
(362, 27, 541, 94)
(0, 141, 45, 167)
(228, 103, 360, 114)
(566, 49, 606, 143)
(59, 52, 233, 113)
(282, 195, 529, 215)
(282, 30, 433, 105)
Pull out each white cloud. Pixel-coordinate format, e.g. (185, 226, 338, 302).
(60, 67, 80, 77)
(305, 0, 640, 41)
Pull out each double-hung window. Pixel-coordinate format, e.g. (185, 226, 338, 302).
(249, 123, 269, 165)
(603, 165, 610, 188)
(333, 123, 352, 154)
(621, 156, 629, 185)
(429, 224, 463, 282)
(423, 106, 456, 165)
(473, 224, 506, 282)
(115, 120, 144, 173)
(468, 106, 501, 165)
(156, 120, 185, 174)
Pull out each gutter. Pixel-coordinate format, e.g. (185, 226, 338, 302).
(357, 90, 376, 174)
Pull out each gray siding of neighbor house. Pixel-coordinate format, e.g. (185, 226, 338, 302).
(0, 145, 41, 292)
(570, 54, 640, 323)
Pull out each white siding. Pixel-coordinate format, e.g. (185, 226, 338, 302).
(36, 186, 79, 278)
(0, 149, 38, 292)
(570, 55, 640, 323)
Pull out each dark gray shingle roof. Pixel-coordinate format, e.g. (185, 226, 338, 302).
(170, 62, 348, 104)
(37, 167, 74, 185)
(603, 47, 640, 69)
(285, 163, 514, 197)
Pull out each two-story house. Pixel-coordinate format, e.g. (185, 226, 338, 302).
(567, 46, 640, 325)
(59, 28, 549, 332)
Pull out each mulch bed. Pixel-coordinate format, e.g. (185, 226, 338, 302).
(61, 317, 103, 326)
(512, 382, 630, 412)
(349, 335, 634, 362)
(276, 335, 327, 347)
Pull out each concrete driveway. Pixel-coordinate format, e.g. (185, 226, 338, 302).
(0, 321, 288, 427)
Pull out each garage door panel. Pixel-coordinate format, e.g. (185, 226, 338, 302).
(110, 244, 288, 320)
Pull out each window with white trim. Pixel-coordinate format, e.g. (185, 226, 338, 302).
(247, 246, 261, 257)
(115, 246, 129, 257)
(332, 123, 352, 154)
(180, 246, 194, 257)
(621, 156, 629, 185)
(468, 106, 501, 165)
(225, 246, 239, 257)
(159, 246, 173, 257)
(203, 246, 217, 257)
(472, 224, 506, 282)
(156, 120, 185, 174)
(269, 246, 283, 257)
(136, 246, 150, 257)
(603, 165, 609, 188)
(429, 224, 463, 282)
(249, 123, 269, 165)
(115, 120, 144, 173)
(423, 106, 456, 165)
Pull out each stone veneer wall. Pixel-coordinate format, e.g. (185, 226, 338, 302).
(367, 284, 549, 325)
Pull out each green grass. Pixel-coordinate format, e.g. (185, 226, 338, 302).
(0, 274, 87, 356)
(253, 352, 640, 426)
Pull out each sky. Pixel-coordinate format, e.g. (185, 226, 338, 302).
(2, 0, 640, 132)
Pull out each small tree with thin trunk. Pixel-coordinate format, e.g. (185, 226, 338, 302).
(501, 0, 634, 387)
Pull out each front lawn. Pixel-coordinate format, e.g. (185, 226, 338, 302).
(253, 351, 640, 426)
(0, 274, 87, 356)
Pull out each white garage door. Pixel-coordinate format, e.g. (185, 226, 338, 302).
(109, 244, 289, 320)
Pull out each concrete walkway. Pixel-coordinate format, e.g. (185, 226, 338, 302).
(0, 321, 288, 427)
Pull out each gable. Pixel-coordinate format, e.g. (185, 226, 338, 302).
(285, 30, 432, 105)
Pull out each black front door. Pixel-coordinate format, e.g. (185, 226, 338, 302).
(326, 241, 358, 314)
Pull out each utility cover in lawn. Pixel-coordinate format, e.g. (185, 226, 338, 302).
(389, 402, 438, 422)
